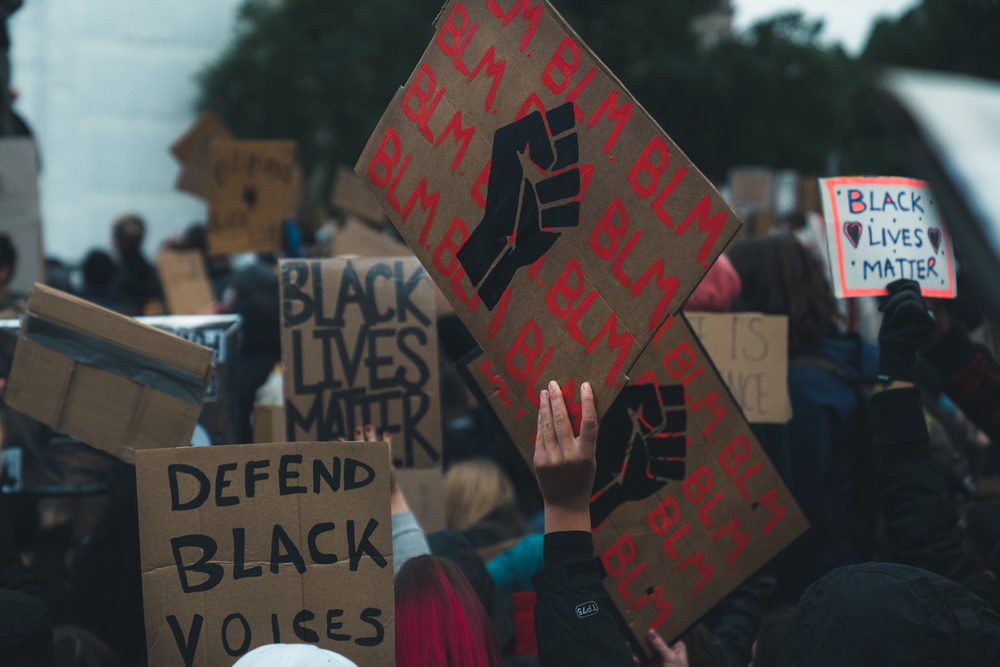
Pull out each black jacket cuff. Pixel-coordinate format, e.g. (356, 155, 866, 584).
(871, 387, 929, 465)
(543, 530, 594, 567)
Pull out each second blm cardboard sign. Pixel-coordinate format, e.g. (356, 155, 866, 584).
(137, 441, 393, 666)
(280, 257, 441, 468)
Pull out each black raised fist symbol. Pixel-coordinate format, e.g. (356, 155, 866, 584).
(590, 384, 687, 527)
(457, 102, 581, 309)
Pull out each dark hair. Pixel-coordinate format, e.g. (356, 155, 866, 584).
(0, 233, 17, 281)
(112, 214, 145, 254)
(395, 555, 501, 667)
(753, 607, 794, 667)
(728, 234, 839, 356)
(82, 250, 116, 290)
(678, 623, 726, 666)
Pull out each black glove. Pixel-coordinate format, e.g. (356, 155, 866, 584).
(878, 279, 936, 382)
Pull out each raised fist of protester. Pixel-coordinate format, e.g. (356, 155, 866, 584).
(878, 278, 936, 383)
(534, 380, 598, 533)
(354, 425, 408, 515)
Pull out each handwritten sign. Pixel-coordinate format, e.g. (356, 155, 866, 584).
(357, 1, 805, 652)
(280, 257, 441, 468)
(684, 313, 791, 424)
(820, 176, 956, 298)
(207, 140, 297, 256)
(137, 441, 393, 667)
(331, 166, 389, 224)
(170, 112, 233, 199)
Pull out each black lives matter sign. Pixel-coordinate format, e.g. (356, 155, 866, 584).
(136, 441, 394, 666)
(280, 257, 441, 468)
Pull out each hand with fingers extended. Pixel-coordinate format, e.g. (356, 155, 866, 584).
(353, 425, 408, 515)
(648, 630, 687, 667)
(534, 379, 598, 533)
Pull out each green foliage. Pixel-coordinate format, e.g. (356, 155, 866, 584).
(197, 0, 1000, 198)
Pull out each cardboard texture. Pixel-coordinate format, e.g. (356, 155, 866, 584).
(4, 285, 213, 461)
(331, 166, 389, 223)
(157, 249, 216, 315)
(0, 138, 44, 300)
(207, 140, 298, 256)
(170, 111, 233, 199)
(330, 218, 414, 258)
(142, 315, 243, 446)
(394, 466, 446, 534)
(136, 441, 394, 666)
(253, 404, 286, 444)
(280, 257, 442, 468)
(356, 0, 742, 442)
(353, 1, 809, 652)
(728, 168, 775, 240)
(684, 313, 791, 424)
(819, 176, 957, 298)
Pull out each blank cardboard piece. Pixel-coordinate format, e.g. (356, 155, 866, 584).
(207, 139, 298, 256)
(136, 440, 394, 666)
(819, 176, 957, 298)
(331, 166, 389, 223)
(355, 0, 743, 442)
(170, 111, 234, 199)
(684, 313, 792, 423)
(280, 257, 441, 468)
(4, 285, 213, 461)
(157, 249, 216, 314)
(253, 404, 286, 444)
(0, 138, 45, 299)
(330, 218, 413, 258)
(395, 466, 446, 534)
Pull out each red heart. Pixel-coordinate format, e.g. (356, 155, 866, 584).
(928, 227, 941, 253)
(844, 221, 862, 248)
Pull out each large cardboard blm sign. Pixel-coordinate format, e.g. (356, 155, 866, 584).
(280, 257, 441, 468)
(356, 0, 806, 650)
(819, 176, 956, 298)
(685, 313, 791, 424)
(4, 285, 213, 462)
(207, 140, 298, 256)
(137, 441, 393, 666)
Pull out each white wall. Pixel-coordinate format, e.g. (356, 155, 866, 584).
(9, 0, 244, 263)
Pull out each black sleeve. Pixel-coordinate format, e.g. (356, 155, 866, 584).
(532, 531, 634, 667)
(871, 387, 974, 582)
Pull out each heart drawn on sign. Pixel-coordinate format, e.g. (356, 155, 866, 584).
(928, 227, 942, 253)
(843, 221, 863, 248)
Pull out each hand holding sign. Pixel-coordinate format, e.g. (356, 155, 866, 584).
(457, 103, 581, 309)
(535, 380, 597, 534)
(877, 279, 937, 382)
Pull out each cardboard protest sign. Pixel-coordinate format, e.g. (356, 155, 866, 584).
(157, 249, 216, 315)
(394, 466, 446, 534)
(331, 166, 389, 224)
(356, 0, 742, 443)
(819, 176, 956, 298)
(330, 218, 413, 258)
(170, 111, 234, 199)
(280, 257, 441, 468)
(136, 441, 393, 666)
(684, 313, 791, 424)
(207, 140, 298, 256)
(4, 286, 213, 461)
(0, 138, 44, 299)
(253, 404, 286, 444)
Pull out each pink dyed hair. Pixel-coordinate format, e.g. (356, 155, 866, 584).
(395, 555, 502, 667)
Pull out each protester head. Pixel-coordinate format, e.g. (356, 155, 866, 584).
(683, 253, 741, 313)
(395, 555, 502, 667)
(111, 213, 146, 255)
(0, 233, 16, 288)
(788, 562, 1000, 666)
(81, 250, 116, 292)
(728, 234, 839, 356)
(751, 607, 794, 667)
(964, 497, 1000, 571)
(231, 644, 358, 666)
(444, 458, 521, 533)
